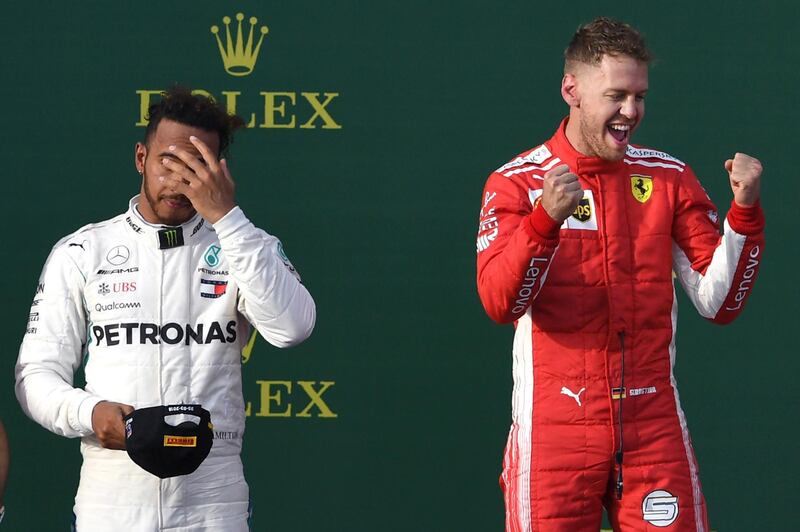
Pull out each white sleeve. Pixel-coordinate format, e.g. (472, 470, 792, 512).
(213, 207, 316, 348)
(15, 244, 103, 438)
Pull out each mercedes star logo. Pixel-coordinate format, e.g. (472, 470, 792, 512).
(106, 245, 130, 266)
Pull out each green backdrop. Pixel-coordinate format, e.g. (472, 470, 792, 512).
(1, 1, 797, 530)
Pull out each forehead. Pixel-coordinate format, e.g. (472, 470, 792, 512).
(580, 54, 649, 91)
(150, 119, 220, 155)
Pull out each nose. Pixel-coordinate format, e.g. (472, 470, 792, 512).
(620, 96, 638, 121)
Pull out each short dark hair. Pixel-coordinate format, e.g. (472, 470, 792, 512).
(144, 86, 245, 156)
(564, 17, 651, 72)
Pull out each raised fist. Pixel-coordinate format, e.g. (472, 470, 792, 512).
(541, 164, 584, 222)
(724, 153, 762, 207)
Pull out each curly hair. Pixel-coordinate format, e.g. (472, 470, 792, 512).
(564, 17, 651, 72)
(144, 86, 245, 157)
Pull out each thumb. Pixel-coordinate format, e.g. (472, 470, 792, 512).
(119, 404, 135, 416)
(724, 159, 734, 175)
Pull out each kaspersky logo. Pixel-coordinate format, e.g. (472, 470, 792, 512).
(134, 11, 341, 131)
(210, 13, 268, 77)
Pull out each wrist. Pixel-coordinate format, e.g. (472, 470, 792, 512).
(529, 205, 561, 241)
(727, 199, 765, 235)
(207, 203, 237, 224)
(733, 198, 758, 208)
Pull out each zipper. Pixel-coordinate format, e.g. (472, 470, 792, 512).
(615, 330, 625, 500)
(158, 246, 164, 529)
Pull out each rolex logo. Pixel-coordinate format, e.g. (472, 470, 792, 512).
(211, 13, 269, 77)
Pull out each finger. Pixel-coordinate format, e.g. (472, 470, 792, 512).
(189, 136, 222, 174)
(545, 164, 570, 178)
(161, 174, 194, 197)
(120, 404, 135, 416)
(220, 158, 233, 181)
(167, 145, 212, 180)
(161, 157, 197, 184)
(724, 159, 734, 174)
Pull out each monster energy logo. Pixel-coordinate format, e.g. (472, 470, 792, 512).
(158, 227, 185, 249)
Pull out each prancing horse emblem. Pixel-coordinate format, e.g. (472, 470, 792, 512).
(560, 386, 586, 407)
(631, 175, 653, 203)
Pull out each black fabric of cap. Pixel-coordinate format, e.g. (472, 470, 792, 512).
(124, 404, 213, 479)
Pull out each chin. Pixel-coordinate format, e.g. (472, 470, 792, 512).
(599, 141, 628, 162)
(603, 150, 627, 162)
(156, 208, 195, 226)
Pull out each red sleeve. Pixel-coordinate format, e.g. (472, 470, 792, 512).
(671, 166, 765, 325)
(476, 172, 561, 323)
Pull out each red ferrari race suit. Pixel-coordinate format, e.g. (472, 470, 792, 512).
(476, 119, 764, 531)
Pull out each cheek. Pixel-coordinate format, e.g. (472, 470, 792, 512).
(142, 173, 166, 196)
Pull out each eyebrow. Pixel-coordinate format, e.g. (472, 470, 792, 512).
(604, 89, 649, 96)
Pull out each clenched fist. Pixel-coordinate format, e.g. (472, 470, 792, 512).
(724, 153, 762, 207)
(92, 401, 134, 450)
(541, 164, 584, 222)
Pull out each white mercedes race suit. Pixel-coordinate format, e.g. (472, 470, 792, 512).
(16, 196, 316, 531)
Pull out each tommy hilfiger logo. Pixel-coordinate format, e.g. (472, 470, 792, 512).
(200, 279, 228, 299)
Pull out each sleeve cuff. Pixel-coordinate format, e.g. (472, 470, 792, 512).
(212, 206, 249, 240)
(527, 205, 561, 242)
(727, 200, 765, 235)
(77, 395, 104, 435)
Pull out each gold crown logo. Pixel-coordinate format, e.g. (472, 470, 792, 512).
(210, 13, 269, 77)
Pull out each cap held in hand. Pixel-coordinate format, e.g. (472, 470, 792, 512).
(124, 404, 213, 478)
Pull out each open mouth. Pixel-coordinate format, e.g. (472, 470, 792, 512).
(607, 124, 631, 145)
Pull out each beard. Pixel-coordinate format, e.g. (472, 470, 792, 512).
(578, 113, 628, 162)
(140, 171, 195, 226)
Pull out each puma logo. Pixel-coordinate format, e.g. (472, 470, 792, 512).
(560, 386, 586, 407)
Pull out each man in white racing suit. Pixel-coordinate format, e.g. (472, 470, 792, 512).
(15, 87, 316, 531)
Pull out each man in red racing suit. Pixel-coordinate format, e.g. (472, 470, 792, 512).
(476, 18, 764, 532)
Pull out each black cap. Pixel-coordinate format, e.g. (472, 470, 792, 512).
(124, 404, 213, 478)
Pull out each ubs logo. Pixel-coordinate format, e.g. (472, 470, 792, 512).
(106, 246, 130, 266)
(98, 282, 137, 296)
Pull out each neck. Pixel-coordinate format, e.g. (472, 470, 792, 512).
(563, 111, 593, 157)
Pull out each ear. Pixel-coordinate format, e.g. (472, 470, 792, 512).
(134, 142, 146, 175)
(561, 73, 581, 108)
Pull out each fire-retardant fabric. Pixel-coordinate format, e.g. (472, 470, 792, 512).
(476, 120, 764, 531)
(16, 196, 316, 531)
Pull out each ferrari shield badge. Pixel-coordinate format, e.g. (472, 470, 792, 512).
(631, 175, 653, 203)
